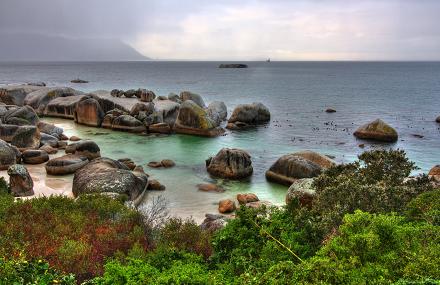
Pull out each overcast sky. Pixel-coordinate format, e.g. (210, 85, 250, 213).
(1, 0, 439, 60)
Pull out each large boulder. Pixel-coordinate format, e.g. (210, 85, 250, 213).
(7, 164, 34, 197)
(207, 101, 227, 125)
(22, 150, 49, 164)
(291, 150, 336, 169)
(73, 140, 101, 160)
(0, 87, 30, 106)
(354, 119, 398, 142)
(174, 100, 224, 137)
(237, 193, 259, 205)
(0, 125, 41, 149)
(112, 115, 146, 133)
(73, 97, 105, 127)
(44, 95, 86, 119)
(206, 148, 253, 179)
(0, 139, 19, 170)
(266, 155, 322, 186)
(227, 102, 270, 128)
(130, 102, 154, 116)
(24, 87, 81, 113)
(2, 106, 39, 126)
(179, 91, 206, 108)
(140, 90, 156, 102)
(285, 178, 316, 208)
(72, 157, 148, 203)
(154, 100, 180, 126)
(45, 154, 89, 175)
(40, 133, 59, 147)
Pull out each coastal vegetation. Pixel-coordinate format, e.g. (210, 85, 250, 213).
(0, 149, 439, 284)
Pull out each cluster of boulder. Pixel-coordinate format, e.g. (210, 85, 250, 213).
(0, 85, 271, 138)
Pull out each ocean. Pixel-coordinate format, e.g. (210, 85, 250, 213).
(1, 61, 439, 220)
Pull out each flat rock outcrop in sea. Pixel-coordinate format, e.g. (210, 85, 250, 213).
(218, 64, 248, 68)
(354, 119, 398, 142)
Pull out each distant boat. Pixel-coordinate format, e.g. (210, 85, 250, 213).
(266, 58, 271, 62)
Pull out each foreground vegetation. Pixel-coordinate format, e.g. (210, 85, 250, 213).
(0, 150, 439, 284)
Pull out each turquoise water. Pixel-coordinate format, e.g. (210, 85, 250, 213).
(2, 61, 440, 220)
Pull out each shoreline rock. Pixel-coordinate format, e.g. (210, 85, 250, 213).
(354, 119, 398, 142)
(8, 164, 34, 197)
(206, 148, 253, 179)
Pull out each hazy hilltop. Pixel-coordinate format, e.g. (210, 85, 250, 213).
(0, 33, 149, 61)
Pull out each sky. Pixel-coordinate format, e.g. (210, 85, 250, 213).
(1, 0, 439, 60)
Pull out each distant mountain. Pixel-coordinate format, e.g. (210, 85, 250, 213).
(0, 33, 149, 61)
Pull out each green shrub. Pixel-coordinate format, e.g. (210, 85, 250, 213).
(312, 149, 432, 235)
(0, 257, 76, 285)
(405, 188, 440, 225)
(259, 211, 440, 285)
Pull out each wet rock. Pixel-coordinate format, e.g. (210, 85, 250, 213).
(112, 115, 146, 133)
(436, 116, 440, 123)
(73, 140, 101, 160)
(200, 214, 228, 232)
(219, 64, 248, 68)
(72, 157, 148, 203)
(157, 95, 167, 100)
(22, 149, 49, 164)
(130, 102, 154, 116)
(161, 159, 175, 168)
(70, 136, 81, 141)
(292, 150, 336, 169)
(118, 158, 136, 170)
(24, 87, 81, 112)
(228, 102, 270, 127)
(57, 141, 67, 149)
(149, 123, 172, 134)
(40, 144, 58, 154)
(179, 91, 206, 108)
(27, 82, 46, 87)
(325, 108, 336, 113)
(237, 193, 259, 205)
(45, 154, 89, 175)
(168, 93, 181, 103)
(266, 155, 322, 186)
(71, 79, 88, 83)
(174, 100, 224, 137)
(197, 183, 225, 193)
(140, 90, 156, 102)
(7, 164, 33, 197)
(133, 165, 146, 174)
(0, 125, 41, 149)
(0, 87, 29, 105)
(74, 97, 105, 127)
(207, 101, 227, 124)
(37, 121, 63, 136)
(0, 139, 19, 170)
(3, 106, 39, 126)
(219, 199, 236, 213)
(40, 133, 59, 147)
(286, 178, 315, 208)
(147, 161, 163, 168)
(206, 148, 253, 179)
(354, 119, 398, 142)
(147, 179, 166, 190)
(45, 95, 86, 119)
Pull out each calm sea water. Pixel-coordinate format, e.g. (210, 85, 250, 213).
(1, 61, 439, 220)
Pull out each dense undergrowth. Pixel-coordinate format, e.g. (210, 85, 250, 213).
(0, 150, 439, 284)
